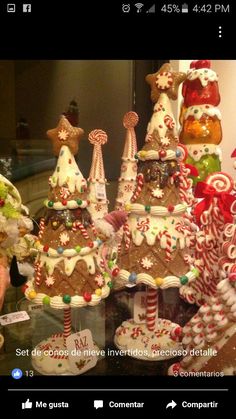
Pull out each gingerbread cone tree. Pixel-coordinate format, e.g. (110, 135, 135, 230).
(115, 111, 139, 210)
(179, 60, 222, 185)
(113, 64, 198, 360)
(87, 130, 108, 220)
(25, 116, 112, 375)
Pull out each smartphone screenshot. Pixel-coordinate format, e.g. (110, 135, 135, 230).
(0, 1, 235, 416)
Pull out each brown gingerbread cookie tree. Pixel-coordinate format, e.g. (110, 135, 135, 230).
(25, 117, 112, 375)
(113, 64, 199, 360)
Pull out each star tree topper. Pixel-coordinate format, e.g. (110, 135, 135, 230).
(146, 63, 186, 103)
(47, 115, 84, 156)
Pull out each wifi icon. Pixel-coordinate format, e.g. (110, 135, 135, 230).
(135, 3, 144, 12)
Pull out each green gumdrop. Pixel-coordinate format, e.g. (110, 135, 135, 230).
(186, 154, 221, 186)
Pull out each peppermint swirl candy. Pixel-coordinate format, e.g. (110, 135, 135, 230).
(164, 114, 175, 129)
(206, 172, 233, 193)
(88, 129, 108, 146)
(123, 111, 139, 129)
(137, 219, 150, 232)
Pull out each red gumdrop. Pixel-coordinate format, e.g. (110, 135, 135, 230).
(83, 292, 92, 302)
(172, 363, 180, 372)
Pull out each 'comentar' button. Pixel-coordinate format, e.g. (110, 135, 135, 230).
(109, 401, 144, 408)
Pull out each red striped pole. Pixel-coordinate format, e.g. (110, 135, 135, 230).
(63, 308, 71, 346)
(146, 287, 158, 331)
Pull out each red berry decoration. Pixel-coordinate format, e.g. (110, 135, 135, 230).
(0, 199, 5, 207)
(112, 267, 120, 277)
(159, 150, 167, 158)
(83, 292, 92, 302)
(43, 244, 49, 252)
(62, 199, 67, 206)
(21, 284, 28, 293)
(167, 205, 174, 213)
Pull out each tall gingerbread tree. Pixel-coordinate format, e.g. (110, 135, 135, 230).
(24, 116, 112, 375)
(115, 111, 139, 210)
(113, 64, 199, 360)
(179, 60, 222, 185)
(87, 130, 108, 220)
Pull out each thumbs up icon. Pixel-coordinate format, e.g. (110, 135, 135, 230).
(22, 399, 33, 409)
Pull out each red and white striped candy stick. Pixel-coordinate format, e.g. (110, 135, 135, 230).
(63, 308, 72, 347)
(38, 218, 45, 240)
(34, 261, 42, 286)
(123, 222, 131, 250)
(146, 287, 158, 331)
(131, 173, 144, 202)
(72, 221, 89, 239)
(91, 221, 97, 236)
(159, 230, 172, 262)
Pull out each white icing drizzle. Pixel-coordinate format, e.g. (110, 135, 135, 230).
(184, 105, 221, 121)
(127, 213, 193, 249)
(49, 145, 86, 193)
(187, 68, 218, 87)
(127, 203, 188, 216)
(147, 93, 177, 140)
(137, 149, 176, 161)
(186, 144, 222, 162)
(38, 250, 97, 276)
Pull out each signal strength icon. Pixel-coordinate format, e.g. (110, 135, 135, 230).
(146, 4, 155, 13)
(135, 3, 144, 12)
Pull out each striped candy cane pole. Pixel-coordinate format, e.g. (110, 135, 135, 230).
(123, 222, 131, 250)
(38, 218, 45, 240)
(91, 222, 97, 236)
(63, 308, 72, 347)
(131, 173, 144, 202)
(159, 230, 172, 262)
(146, 287, 158, 331)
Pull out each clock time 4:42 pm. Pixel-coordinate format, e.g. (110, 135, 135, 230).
(193, 4, 230, 13)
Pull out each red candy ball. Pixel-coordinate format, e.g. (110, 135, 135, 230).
(167, 205, 174, 213)
(112, 267, 120, 277)
(159, 150, 167, 158)
(229, 273, 236, 282)
(43, 244, 49, 252)
(88, 241, 94, 248)
(83, 292, 92, 302)
(0, 199, 5, 207)
(62, 199, 67, 206)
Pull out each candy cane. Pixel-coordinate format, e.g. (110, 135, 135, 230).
(131, 173, 144, 202)
(63, 308, 71, 347)
(123, 222, 131, 250)
(34, 262, 42, 286)
(146, 287, 158, 331)
(38, 218, 45, 240)
(159, 230, 172, 262)
(91, 222, 97, 236)
(72, 221, 89, 239)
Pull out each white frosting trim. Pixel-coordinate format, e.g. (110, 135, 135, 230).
(186, 144, 222, 162)
(137, 149, 177, 161)
(126, 203, 188, 216)
(187, 68, 218, 87)
(45, 199, 88, 210)
(119, 267, 196, 289)
(184, 105, 221, 121)
(34, 239, 99, 257)
(25, 278, 110, 309)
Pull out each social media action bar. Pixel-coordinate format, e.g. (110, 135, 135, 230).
(3, 3, 32, 13)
